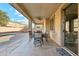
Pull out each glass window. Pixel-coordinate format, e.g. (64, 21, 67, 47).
(64, 4, 78, 55)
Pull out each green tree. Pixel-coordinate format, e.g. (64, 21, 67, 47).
(0, 10, 10, 26)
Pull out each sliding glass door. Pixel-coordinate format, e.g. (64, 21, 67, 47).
(64, 4, 78, 55)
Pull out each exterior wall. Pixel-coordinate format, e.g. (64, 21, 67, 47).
(49, 4, 65, 46)
(7, 22, 25, 28)
(0, 27, 23, 33)
(0, 21, 27, 33)
(49, 4, 79, 55)
(54, 8, 62, 45)
(78, 4, 79, 55)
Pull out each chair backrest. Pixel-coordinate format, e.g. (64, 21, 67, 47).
(34, 32, 42, 38)
(34, 31, 42, 38)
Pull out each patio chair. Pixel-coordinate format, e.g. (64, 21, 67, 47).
(33, 30, 43, 47)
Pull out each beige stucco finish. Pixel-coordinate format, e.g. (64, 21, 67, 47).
(49, 4, 65, 46)
(78, 4, 79, 55)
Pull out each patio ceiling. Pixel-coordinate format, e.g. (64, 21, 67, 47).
(11, 3, 61, 24)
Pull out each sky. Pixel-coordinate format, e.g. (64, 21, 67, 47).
(0, 3, 28, 25)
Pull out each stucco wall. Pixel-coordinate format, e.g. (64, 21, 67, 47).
(78, 4, 79, 55)
(49, 4, 65, 46)
(54, 8, 61, 45)
(0, 27, 23, 33)
(50, 3, 79, 47)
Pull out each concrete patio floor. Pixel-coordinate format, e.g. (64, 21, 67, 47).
(0, 33, 61, 56)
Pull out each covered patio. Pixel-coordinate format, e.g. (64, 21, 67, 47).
(0, 3, 79, 56)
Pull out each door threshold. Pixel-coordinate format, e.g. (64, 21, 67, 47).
(62, 47, 77, 56)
